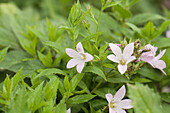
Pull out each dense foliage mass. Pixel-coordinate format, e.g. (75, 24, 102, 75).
(0, 0, 169, 113)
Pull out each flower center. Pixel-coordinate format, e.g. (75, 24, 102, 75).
(80, 54, 86, 60)
(120, 59, 126, 65)
(110, 101, 116, 108)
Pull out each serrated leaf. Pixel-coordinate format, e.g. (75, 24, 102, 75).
(7, 88, 31, 113)
(28, 82, 43, 109)
(128, 83, 163, 113)
(67, 94, 96, 104)
(38, 51, 53, 67)
(70, 73, 84, 92)
(83, 66, 107, 81)
(11, 68, 22, 91)
(0, 46, 9, 63)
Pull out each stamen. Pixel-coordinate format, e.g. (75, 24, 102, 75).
(80, 54, 86, 60)
(110, 101, 116, 108)
(120, 59, 126, 65)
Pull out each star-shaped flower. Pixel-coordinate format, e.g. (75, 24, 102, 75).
(65, 42, 93, 73)
(107, 43, 136, 74)
(106, 85, 133, 113)
(140, 44, 167, 75)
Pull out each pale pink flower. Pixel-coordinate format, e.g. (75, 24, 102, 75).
(107, 43, 136, 74)
(140, 44, 157, 62)
(65, 42, 93, 73)
(67, 108, 71, 113)
(140, 44, 167, 75)
(166, 30, 170, 38)
(106, 85, 133, 113)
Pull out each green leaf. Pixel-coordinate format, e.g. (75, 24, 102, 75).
(11, 68, 22, 91)
(0, 47, 9, 63)
(46, 18, 57, 42)
(83, 66, 107, 81)
(161, 93, 170, 103)
(113, 4, 132, 18)
(128, 83, 163, 113)
(81, 32, 103, 42)
(54, 99, 66, 113)
(38, 51, 53, 67)
(64, 75, 70, 92)
(34, 68, 67, 80)
(129, 13, 166, 25)
(107, 74, 130, 83)
(43, 41, 63, 55)
(67, 94, 96, 104)
(44, 78, 59, 101)
(152, 20, 170, 39)
(7, 88, 31, 113)
(128, 0, 140, 7)
(132, 78, 151, 83)
(27, 82, 43, 109)
(141, 20, 155, 40)
(18, 37, 37, 56)
(70, 73, 84, 92)
(90, 99, 107, 109)
(137, 65, 162, 81)
(153, 38, 170, 48)
(3, 75, 11, 100)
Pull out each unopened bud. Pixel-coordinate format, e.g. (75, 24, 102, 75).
(134, 39, 141, 49)
(87, 4, 91, 10)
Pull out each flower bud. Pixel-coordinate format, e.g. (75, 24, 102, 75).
(134, 39, 141, 49)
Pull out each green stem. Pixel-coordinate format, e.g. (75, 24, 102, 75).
(95, 7, 103, 46)
(91, 69, 114, 94)
(91, 78, 103, 94)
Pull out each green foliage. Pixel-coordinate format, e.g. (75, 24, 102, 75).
(128, 83, 163, 113)
(0, 0, 169, 112)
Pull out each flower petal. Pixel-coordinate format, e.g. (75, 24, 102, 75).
(76, 42, 84, 53)
(84, 53, 93, 62)
(166, 30, 170, 38)
(109, 43, 122, 58)
(126, 56, 136, 64)
(67, 59, 80, 68)
(109, 108, 116, 113)
(107, 54, 120, 63)
(106, 93, 113, 103)
(160, 69, 167, 76)
(155, 49, 166, 60)
(118, 64, 127, 75)
(66, 48, 79, 58)
(140, 52, 154, 62)
(114, 85, 126, 101)
(118, 99, 133, 109)
(123, 43, 134, 58)
(116, 109, 126, 113)
(67, 108, 71, 113)
(76, 62, 85, 73)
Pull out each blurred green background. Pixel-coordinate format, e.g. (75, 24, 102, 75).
(0, 0, 169, 19)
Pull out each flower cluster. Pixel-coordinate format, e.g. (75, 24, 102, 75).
(65, 41, 167, 75)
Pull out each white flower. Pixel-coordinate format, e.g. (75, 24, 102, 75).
(107, 43, 136, 74)
(65, 42, 93, 73)
(106, 85, 133, 113)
